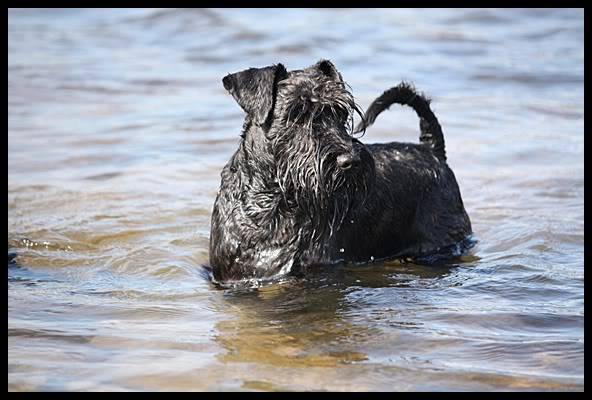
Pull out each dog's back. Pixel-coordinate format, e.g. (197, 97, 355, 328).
(333, 83, 471, 262)
(324, 138, 471, 264)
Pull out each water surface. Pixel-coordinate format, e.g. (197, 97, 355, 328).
(8, 8, 584, 391)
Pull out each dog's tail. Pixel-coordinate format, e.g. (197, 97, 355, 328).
(354, 82, 446, 161)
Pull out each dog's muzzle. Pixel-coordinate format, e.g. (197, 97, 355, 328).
(336, 152, 361, 170)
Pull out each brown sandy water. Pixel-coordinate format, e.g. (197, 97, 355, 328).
(8, 8, 583, 391)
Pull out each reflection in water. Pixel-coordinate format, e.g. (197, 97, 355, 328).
(207, 257, 581, 391)
(213, 262, 455, 371)
(216, 278, 373, 368)
(8, 8, 583, 391)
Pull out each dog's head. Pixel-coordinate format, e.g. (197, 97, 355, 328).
(222, 60, 374, 235)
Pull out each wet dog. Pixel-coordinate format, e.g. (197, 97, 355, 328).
(209, 60, 471, 283)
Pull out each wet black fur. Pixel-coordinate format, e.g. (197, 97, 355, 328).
(210, 60, 471, 283)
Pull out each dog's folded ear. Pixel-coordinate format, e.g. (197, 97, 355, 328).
(314, 59, 343, 82)
(222, 63, 288, 126)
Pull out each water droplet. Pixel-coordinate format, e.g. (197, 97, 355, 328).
(370, 256, 374, 261)
(350, 219, 354, 224)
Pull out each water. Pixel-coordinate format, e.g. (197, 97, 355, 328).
(7, 8, 584, 391)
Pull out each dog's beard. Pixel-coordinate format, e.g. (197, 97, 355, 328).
(272, 127, 368, 246)
(269, 79, 370, 246)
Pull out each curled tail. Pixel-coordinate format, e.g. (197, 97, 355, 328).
(355, 82, 446, 161)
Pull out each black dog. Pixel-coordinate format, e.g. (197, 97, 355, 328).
(209, 60, 471, 283)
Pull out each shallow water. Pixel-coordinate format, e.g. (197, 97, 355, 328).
(7, 8, 584, 391)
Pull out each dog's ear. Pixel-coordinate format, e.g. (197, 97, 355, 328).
(222, 63, 288, 126)
(314, 59, 343, 82)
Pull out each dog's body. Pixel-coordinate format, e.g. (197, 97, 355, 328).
(209, 60, 471, 283)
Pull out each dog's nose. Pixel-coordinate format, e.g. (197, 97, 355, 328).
(336, 153, 360, 170)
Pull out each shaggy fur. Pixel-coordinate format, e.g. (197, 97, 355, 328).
(209, 60, 471, 283)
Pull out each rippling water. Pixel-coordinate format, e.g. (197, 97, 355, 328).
(8, 8, 584, 391)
